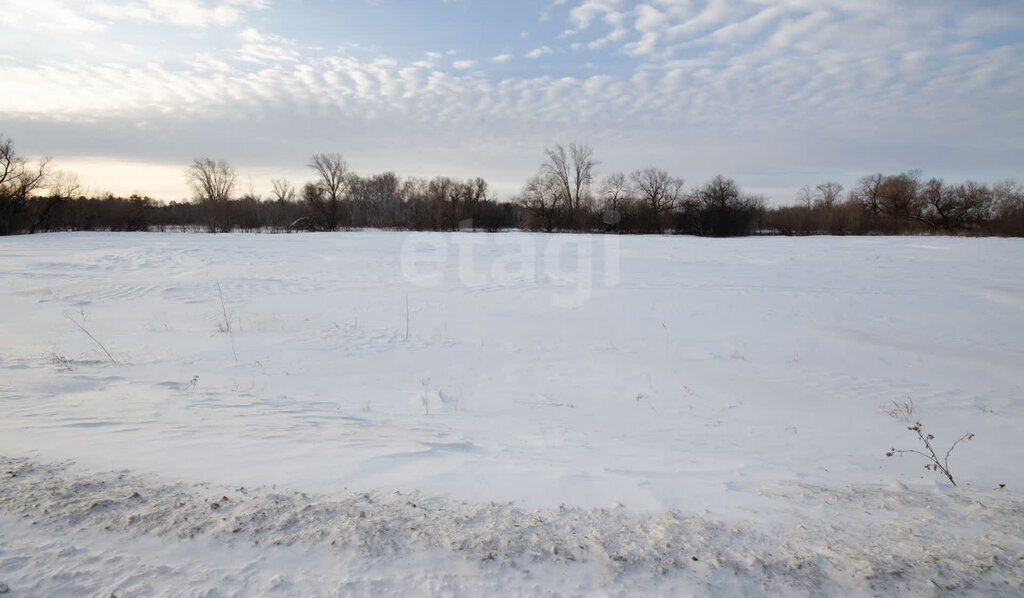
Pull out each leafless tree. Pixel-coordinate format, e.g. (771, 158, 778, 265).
(946, 181, 992, 231)
(463, 177, 488, 228)
(0, 135, 51, 235)
(918, 178, 954, 230)
(186, 157, 236, 232)
(400, 177, 431, 229)
(630, 167, 684, 233)
(421, 176, 456, 231)
(309, 152, 348, 230)
(992, 179, 1024, 235)
(598, 172, 632, 228)
(49, 170, 81, 200)
(815, 181, 844, 210)
(538, 143, 596, 225)
(879, 170, 921, 222)
(187, 157, 235, 203)
(299, 182, 325, 229)
(697, 175, 743, 210)
(270, 178, 296, 203)
(519, 174, 562, 232)
(31, 170, 81, 233)
(851, 173, 885, 217)
(347, 171, 404, 228)
(796, 185, 814, 209)
(993, 179, 1024, 214)
(692, 175, 764, 237)
(445, 180, 466, 230)
(415, 176, 483, 231)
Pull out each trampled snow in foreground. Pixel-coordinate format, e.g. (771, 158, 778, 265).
(1, 231, 1022, 595)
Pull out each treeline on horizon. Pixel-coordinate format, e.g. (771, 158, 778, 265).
(2, 135, 1023, 237)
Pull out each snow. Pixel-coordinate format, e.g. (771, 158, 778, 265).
(1, 231, 1022, 595)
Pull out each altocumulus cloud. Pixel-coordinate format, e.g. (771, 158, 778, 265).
(1, 0, 1022, 201)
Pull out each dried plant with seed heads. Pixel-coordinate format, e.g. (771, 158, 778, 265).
(885, 399, 973, 487)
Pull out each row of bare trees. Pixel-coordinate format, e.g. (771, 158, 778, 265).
(521, 143, 764, 236)
(160, 143, 763, 236)
(181, 152, 512, 233)
(3, 133, 1023, 236)
(520, 145, 1023, 236)
(181, 144, 762, 236)
(765, 171, 1024, 236)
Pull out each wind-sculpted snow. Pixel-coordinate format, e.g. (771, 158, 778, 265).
(1, 457, 1021, 596)
(1, 232, 1023, 594)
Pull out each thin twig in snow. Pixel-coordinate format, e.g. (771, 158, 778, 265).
(66, 314, 118, 365)
(216, 283, 238, 364)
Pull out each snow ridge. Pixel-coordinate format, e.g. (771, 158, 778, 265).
(2, 457, 1022, 596)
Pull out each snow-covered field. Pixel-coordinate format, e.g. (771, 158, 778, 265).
(1, 231, 1022, 596)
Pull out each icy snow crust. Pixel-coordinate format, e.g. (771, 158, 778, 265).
(1, 231, 1023, 595)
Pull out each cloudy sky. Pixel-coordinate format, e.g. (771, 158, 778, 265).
(2, 0, 1022, 203)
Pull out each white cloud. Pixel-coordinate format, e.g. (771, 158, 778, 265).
(539, 0, 569, 22)
(239, 27, 264, 43)
(2, 0, 1022, 202)
(568, 0, 622, 30)
(0, 0, 272, 31)
(704, 4, 783, 44)
(0, 0, 105, 31)
(236, 27, 299, 63)
(88, 0, 270, 27)
(188, 53, 233, 72)
(960, 5, 1024, 36)
(525, 46, 553, 59)
(412, 51, 443, 69)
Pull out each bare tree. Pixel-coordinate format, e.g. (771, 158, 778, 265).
(796, 185, 814, 209)
(309, 152, 348, 230)
(0, 135, 51, 235)
(992, 179, 1024, 235)
(630, 167, 684, 233)
(815, 181, 843, 210)
(463, 177, 488, 228)
(693, 175, 764, 237)
(851, 173, 885, 217)
(568, 143, 596, 217)
(993, 179, 1024, 214)
(419, 176, 454, 231)
(32, 169, 81, 233)
(299, 182, 325, 230)
(400, 177, 432, 230)
(187, 157, 235, 203)
(879, 170, 921, 223)
(48, 170, 81, 199)
(947, 181, 992, 231)
(918, 178, 954, 231)
(846, 171, 922, 231)
(519, 174, 562, 232)
(598, 172, 632, 228)
(186, 157, 236, 232)
(538, 143, 596, 225)
(413, 176, 485, 231)
(352, 172, 403, 228)
(270, 178, 296, 203)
